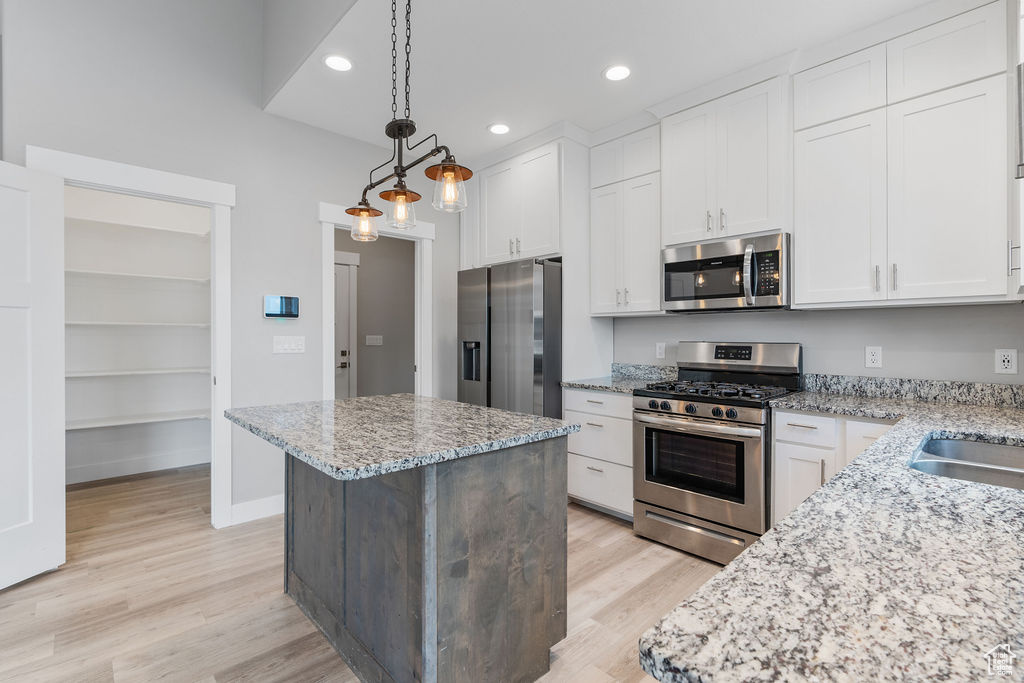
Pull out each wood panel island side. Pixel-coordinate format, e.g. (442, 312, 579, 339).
(225, 394, 579, 682)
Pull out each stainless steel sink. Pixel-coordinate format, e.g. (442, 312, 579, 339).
(910, 438, 1024, 490)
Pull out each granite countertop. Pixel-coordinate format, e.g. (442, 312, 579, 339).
(561, 375, 653, 394)
(225, 394, 579, 481)
(640, 391, 1024, 682)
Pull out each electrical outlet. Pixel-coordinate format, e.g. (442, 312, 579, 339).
(865, 346, 883, 368)
(995, 349, 1018, 374)
(655, 342, 666, 359)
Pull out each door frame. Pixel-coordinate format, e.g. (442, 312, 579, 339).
(333, 252, 359, 398)
(26, 146, 237, 529)
(319, 201, 434, 400)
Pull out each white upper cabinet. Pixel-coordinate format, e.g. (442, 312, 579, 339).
(661, 103, 716, 246)
(589, 172, 661, 315)
(793, 45, 887, 129)
(887, 1, 1007, 103)
(887, 75, 1008, 299)
(794, 110, 887, 304)
(590, 126, 659, 188)
(477, 142, 562, 265)
(661, 78, 784, 246)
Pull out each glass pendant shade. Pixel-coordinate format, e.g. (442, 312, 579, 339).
(345, 204, 381, 242)
(425, 161, 472, 213)
(379, 186, 421, 230)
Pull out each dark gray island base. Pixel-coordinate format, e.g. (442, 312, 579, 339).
(225, 394, 579, 682)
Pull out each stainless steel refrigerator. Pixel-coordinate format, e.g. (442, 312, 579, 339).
(457, 259, 562, 418)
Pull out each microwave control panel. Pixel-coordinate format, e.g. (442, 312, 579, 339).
(754, 251, 780, 296)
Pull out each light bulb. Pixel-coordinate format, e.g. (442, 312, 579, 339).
(443, 172, 458, 203)
(432, 167, 468, 212)
(696, 273, 706, 287)
(733, 271, 742, 286)
(350, 209, 378, 242)
(387, 190, 417, 229)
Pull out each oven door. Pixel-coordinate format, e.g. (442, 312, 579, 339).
(633, 412, 766, 534)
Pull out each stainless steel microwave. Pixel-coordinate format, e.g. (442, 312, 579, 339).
(662, 231, 790, 312)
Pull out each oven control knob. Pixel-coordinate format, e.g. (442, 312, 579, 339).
(648, 399, 659, 410)
(660, 401, 672, 411)
(684, 403, 697, 414)
(711, 407, 724, 418)
(726, 408, 738, 419)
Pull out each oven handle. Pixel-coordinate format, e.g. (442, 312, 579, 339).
(634, 413, 763, 439)
(742, 244, 755, 306)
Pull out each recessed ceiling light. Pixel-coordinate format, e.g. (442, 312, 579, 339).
(488, 123, 510, 135)
(603, 65, 631, 81)
(324, 55, 353, 72)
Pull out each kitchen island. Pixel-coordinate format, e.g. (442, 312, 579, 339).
(225, 394, 579, 682)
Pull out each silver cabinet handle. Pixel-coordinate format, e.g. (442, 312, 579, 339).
(615, 289, 621, 305)
(586, 465, 604, 473)
(586, 399, 604, 405)
(874, 265, 880, 292)
(706, 210, 713, 233)
(585, 422, 604, 428)
(892, 263, 897, 291)
(819, 459, 826, 486)
(509, 238, 514, 256)
(720, 208, 727, 233)
(742, 244, 754, 306)
(786, 422, 818, 430)
(516, 237, 521, 254)
(624, 288, 630, 305)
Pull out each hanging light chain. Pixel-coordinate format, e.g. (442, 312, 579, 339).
(404, 0, 412, 119)
(390, 0, 398, 120)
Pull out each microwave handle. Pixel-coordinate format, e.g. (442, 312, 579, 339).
(742, 244, 755, 305)
(635, 413, 763, 439)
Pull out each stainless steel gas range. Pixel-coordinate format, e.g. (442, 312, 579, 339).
(632, 341, 802, 564)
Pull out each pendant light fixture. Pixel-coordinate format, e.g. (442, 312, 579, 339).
(346, 0, 472, 242)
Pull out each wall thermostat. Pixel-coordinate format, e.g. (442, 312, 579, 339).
(264, 295, 299, 319)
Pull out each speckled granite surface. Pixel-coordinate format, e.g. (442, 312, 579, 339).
(640, 392, 1024, 682)
(225, 394, 578, 481)
(611, 362, 677, 381)
(561, 375, 652, 394)
(805, 373, 1024, 409)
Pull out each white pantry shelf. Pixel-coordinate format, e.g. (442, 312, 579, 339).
(65, 268, 210, 284)
(66, 410, 211, 431)
(66, 215, 210, 238)
(65, 321, 211, 328)
(66, 367, 211, 379)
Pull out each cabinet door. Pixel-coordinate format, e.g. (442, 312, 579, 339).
(478, 161, 520, 265)
(793, 45, 886, 130)
(773, 441, 835, 524)
(621, 126, 660, 180)
(518, 143, 561, 259)
(590, 184, 622, 314)
(887, 75, 1007, 299)
(621, 172, 661, 312)
(794, 110, 887, 304)
(843, 419, 892, 468)
(661, 102, 716, 246)
(715, 78, 783, 237)
(887, 1, 1006, 103)
(590, 138, 622, 189)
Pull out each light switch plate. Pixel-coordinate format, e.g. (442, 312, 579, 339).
(273, 335, 305, 354)
(365, 335, 383, 346)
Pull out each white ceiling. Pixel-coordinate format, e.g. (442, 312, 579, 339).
(265, 0, 938, 162)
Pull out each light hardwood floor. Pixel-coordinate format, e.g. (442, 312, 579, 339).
(0, 466, 719, 682)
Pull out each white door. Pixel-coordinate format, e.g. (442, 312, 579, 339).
(794, 110, 888, 304)
(0, 162, 64, 590)
(518, 143, 561, 259)
(478, 161, 519, 265)
(661, 102, 716, 246)
(887, 75, 1008, 300)
(621, 172, 661, 312)
(334, 263, 357, 399)
(590, 184, 622, 314)
(715, 78, 781, 237)
(773, 442, 835, 524)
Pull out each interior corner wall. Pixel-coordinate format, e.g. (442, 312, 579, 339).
(0, 0, 459, 506)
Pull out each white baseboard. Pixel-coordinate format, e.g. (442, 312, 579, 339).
(228, 493, 284, 526)
(66, 448, 210, 485)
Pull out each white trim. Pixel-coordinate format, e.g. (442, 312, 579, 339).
(334, 250, 360, 266)
(66, 448, 210, 485)
(319, 202, 435, 401)
(332, 257, 359, 398)
(229, 494, 284, 525)
(26, 146, 236, 530)
(26, 146, 236, 207)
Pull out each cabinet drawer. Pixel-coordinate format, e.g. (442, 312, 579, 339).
(774, 411, 838, 447)
(563, 389, 633, 419)
(794, 45, 886, 129)
(568, 453, 633, 516)
(565, 410, 632, 467)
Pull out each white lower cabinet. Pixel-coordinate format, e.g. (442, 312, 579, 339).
(564, 389, 634, 518)
(773, 410, 895, 524)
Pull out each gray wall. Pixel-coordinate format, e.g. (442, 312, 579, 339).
(335, 233, 415, 396)
(0, 0, 460, 504)
(614, 304, 1024, 383)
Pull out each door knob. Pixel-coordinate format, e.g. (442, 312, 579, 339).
(337, 362, 349, 369)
